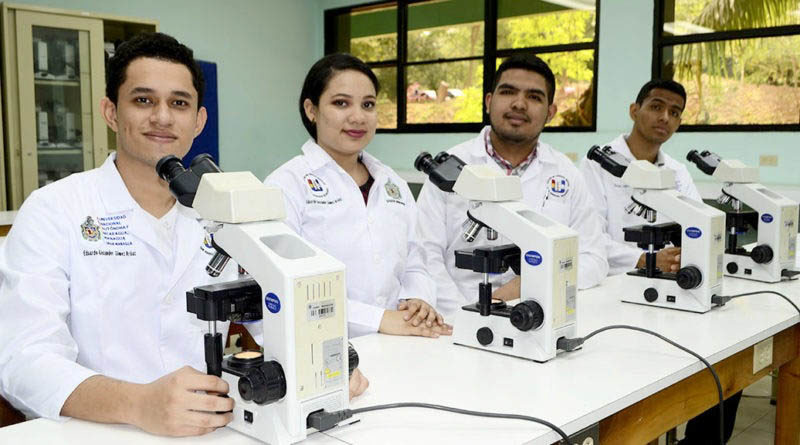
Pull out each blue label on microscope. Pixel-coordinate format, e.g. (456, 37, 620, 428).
(685, 227, 702, 239)
(524, 251, 543, 266)
(761, 213, 773, 223)
(265, 292, 281, 314)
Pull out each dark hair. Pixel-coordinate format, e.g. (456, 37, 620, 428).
(492, 54, 556, 104)
(299, 53, 380, 139)
(635, 79, 686, 108)
(105, 32, 205, 108)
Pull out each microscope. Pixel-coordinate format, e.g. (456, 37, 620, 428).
(687, 150, 799, 283)
(415, 152, 578, 362)
(588, 146, 726, 313)
(156, 154, 352, 444)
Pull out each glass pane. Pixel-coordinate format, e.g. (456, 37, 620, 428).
(495, 49, 595, 127)
(406, 60, 483, 124)
(661, 36, 800, 125)
(497, 0, 596, 50)
(331, 3, 397, 63)
(33, 26, 85, 186)
(662, 0, 800, 36)
(407, 0, 484, 62)
(373, 66, 397, 129)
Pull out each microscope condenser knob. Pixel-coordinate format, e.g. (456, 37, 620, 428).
(476, 327, 494, 346)
(751, 245, 773, 264)
(238, 369, 265, 403)
(644, 288, 658, 302)
(677, 266, 702, 290)
(726, 262, 739, 274)
(510, 301, 544, 331)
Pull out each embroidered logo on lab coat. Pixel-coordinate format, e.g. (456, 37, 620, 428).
(304, 173, 328, 198)
(384, 179, 402, 200)
(547, 175, 570, 198)
(80, 216, 102, 241)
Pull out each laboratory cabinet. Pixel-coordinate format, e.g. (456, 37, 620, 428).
(0, 3, 157, 210)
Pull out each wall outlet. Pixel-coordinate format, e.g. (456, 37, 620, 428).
(753, 336, 773, 374)
(566, 152, 578, 162)
(759, 155, 778, 167)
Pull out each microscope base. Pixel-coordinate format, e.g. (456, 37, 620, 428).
(222, 369, 347, 444)
(621, 274, 720, 313)
(451, 302, 576, 362)
(723, 252, 798, 283)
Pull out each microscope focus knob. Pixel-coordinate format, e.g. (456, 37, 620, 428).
(238, 361, 287, 405)
(677, 266, 702, 290)
(751, 245, 773, 264)
(476, 327, 494, 346)
(510, 301, 545, 332)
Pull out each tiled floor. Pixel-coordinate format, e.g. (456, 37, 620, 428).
(658, 374, 776, 444)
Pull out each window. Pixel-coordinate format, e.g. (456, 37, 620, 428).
(655, 0, 800, 130)
(325, 0, 599, 132)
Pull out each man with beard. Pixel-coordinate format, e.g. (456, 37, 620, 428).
(415, 54, 608, 318)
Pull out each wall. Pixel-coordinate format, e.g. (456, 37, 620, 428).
(314, 0, 800, 187)
(16, 0, 319, 178)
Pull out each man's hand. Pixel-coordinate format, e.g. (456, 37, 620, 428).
(379, 310, 453, 338)
(637, 247, 681, 273)
(492, 276, 521, 302)
(397, 298, 444, 327)
(349, 368, 369, 400)
(133, 366, 234, 437)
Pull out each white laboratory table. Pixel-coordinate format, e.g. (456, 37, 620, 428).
(2, 273, 800, 445)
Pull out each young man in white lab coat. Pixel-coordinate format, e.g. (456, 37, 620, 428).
(0, 33, 367, 436)
(578, 79, 701, 276)
(577, 79, 740, 444)
(415, 54, 609, 317)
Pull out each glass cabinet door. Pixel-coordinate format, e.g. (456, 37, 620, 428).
(15, 11, 105, 199)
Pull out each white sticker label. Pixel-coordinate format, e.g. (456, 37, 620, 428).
(308, 299, 336, 321)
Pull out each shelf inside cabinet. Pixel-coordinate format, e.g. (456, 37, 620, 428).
(34, 78, 80, 87)
(38, 149, 82, 155)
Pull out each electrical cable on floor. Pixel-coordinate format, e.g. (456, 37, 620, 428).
(308, 402, 573, 444)
(557, 324, 726, 445)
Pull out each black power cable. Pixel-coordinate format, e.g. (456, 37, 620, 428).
(712, 290, 800, 315)
(557, 325, 726, 445)
(308, 402, 573, 444)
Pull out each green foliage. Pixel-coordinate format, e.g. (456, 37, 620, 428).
(454, 86, 484, 123)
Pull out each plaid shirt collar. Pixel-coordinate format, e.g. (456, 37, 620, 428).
(484, 129, 537, 176)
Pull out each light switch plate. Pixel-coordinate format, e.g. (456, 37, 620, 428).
(753, 336, 773, 374)
(759, 155, 778, 167)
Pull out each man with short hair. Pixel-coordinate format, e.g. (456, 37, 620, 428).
(0, 32, 367, 436)
(578, 79, 740, 444)
(578, 79, 702, 276)
(416, 54, 608, 317)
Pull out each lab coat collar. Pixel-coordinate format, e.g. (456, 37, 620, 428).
(611, 134, 666, 167)
(301, 139, 338, 171)
(477, 125, 557, 167)
(300, 138, 389, 183)
(97, 153, 138, 213)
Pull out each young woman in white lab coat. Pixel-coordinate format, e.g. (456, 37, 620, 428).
(266, 54, 451, 339)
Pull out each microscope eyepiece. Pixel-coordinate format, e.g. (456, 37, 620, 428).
(434, 152, 451, 164)
(189, 153, 223, 176)
(686, 149, 720, 175)
(414, 152, 437, 174)
(156, 155, 187, 182)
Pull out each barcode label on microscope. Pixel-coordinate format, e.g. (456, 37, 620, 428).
(308, 299, 336, 321)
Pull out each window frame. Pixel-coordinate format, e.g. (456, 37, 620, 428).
(324, 0, 601, 134)
(652, 0, 800, 132)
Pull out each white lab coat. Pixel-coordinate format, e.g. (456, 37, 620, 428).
(0, 154, 237, 419)
(416, 126, 609, 318)
(578, 134, 702, 275)
(265, 140, 436, 338)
